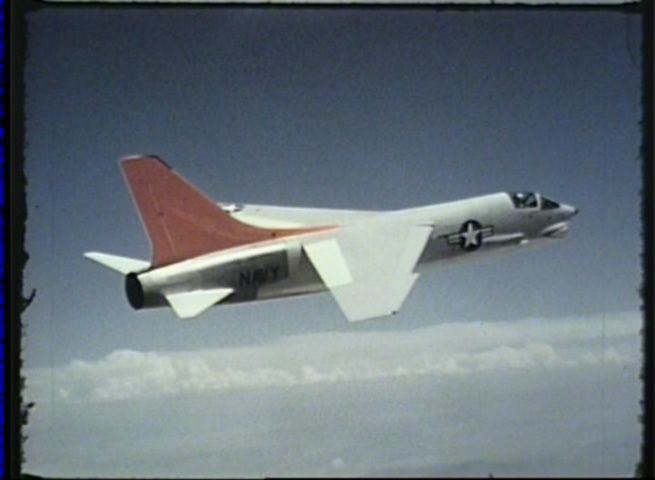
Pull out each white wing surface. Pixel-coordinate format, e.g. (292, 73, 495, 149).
(303, 220, 433, 322)
(225, 204, 381, 228)
(303, 239, 353, 288)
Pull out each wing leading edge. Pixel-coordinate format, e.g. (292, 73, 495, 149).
(303, 221, 433, 322)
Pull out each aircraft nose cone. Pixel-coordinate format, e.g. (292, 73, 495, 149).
(562, 204, 578, 219)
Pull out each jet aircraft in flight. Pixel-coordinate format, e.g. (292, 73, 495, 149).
(85, 156, 578, 322)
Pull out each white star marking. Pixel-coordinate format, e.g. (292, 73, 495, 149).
(460, 222, 481, 248)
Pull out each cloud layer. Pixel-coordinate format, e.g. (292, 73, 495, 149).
(26, 311, 640, 403)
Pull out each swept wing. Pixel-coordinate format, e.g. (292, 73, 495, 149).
(303, 219, 433, 321)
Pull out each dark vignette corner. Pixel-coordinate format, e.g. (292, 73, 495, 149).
(8, 0, 39, 478)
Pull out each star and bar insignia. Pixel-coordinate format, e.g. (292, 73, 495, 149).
(442, 220, 494, 252)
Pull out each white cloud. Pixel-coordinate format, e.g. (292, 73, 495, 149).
(331, 457, 345, 471)
(26, 311, 641, 403)
(24, 311, 641, 478)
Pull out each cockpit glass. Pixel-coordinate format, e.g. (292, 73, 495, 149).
(541, 197, 560, 210)
(509, 192, 538, 209)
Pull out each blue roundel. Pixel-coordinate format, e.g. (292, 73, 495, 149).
(458, 220, 484, 251)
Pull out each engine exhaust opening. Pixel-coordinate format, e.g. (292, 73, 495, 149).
(125, 273, 144, 310)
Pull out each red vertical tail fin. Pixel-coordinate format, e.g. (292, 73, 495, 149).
(120, 156, 326, 268)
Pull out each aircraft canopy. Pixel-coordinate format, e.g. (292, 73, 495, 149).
(509, 192, 561, 210)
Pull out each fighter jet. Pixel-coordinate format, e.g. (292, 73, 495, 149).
(85, 155, 578, 322)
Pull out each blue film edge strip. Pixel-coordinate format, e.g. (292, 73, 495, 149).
(1, 0, 5, 475)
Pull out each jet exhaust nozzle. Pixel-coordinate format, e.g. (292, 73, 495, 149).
(125, 273, 145, 310)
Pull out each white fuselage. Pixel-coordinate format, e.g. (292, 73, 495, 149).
(129, 192, 576, 310)
(86, 156, 578, 321)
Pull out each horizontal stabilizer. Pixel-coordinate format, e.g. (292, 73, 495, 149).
(165, 288, 234, 319)
(84, 252, 150, 275)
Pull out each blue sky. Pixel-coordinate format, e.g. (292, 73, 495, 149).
(23, 7, 642, 477)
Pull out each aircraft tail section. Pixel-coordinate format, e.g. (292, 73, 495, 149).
(121, 156, 330, 268)
(84, 252, 150, 275)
